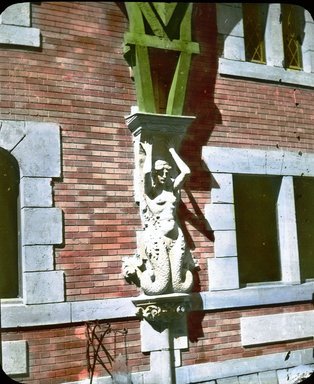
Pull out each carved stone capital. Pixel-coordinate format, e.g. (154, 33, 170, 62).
(125, 112, 195, 138)
(132, 293, 191, 323)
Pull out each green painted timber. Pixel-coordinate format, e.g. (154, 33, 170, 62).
(166, 52, 192, 115)
(123, 2, 199, 115)
(124, 33, 199, 54)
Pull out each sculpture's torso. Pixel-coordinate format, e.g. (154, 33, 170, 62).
(144, 188, 179, 240)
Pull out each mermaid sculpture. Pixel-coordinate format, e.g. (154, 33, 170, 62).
(123, 137, 197, 295)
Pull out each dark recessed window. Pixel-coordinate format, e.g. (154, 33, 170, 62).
(242, 3, 267, 64)
(233, 174, 282, 286)
(294, 176, 314, 281)
(281, 4, 304, 70)
(0, 149, 19, 298)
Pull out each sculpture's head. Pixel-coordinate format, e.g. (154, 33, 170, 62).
(153, 160, 172, 186)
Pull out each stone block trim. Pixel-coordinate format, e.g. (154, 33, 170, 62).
(219, 58, 314, 88)
(241, 310, 314, 346)
(0, 119, 64, 305)
(213, 231, 237, 257)
(211, 173, 234, 204)
(198, 282, 314, 311)
(21, 207, 63, 245)
(0, 24, 40, 47)
(2, 341, 28, 376)
(208, 257, 239, 291)
(0, 3, 40, 47)
(20, 177, 53, 208)
(24, 271, 65, 304)
(24, 245, 54, 272)
(277, 176, 300, 284)
(1, 3, 31, 26)
(11, 121, 61, 177)
(202, 145, 314, 293)
(204, 204, 235, 231)
(202, 146, 314, 177)
(1, 302, 71, 328)
(176, 348, 314, 384)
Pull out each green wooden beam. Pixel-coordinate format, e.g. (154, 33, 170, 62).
(124, 32, 200, 54)
(165, 3, 190, 40)
(166, 52, 192, 115)
(133, 45, 156, 113)
(123, 2, 199, 115)
(137, 2, 167, 38)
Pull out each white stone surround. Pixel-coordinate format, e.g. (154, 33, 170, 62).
(0, 3, 40, 47)
(0, 120, 64, 305)
(216, 3, 314, 88)
(202, 145, 314, 349)
(202, 146, 314, 291)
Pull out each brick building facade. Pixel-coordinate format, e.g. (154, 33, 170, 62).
(0, 2, 314, 384)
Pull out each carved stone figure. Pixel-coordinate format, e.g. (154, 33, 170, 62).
(123, 136, 197, 295)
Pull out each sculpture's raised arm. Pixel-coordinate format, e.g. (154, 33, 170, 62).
(167, 138, 191, 192)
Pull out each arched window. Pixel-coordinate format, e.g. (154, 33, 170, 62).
(0, 148, 19, 298)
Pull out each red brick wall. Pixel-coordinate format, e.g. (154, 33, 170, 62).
(184, 303, 314, 366)
(33, 1, 139, 301)
(3, 319, 149, 384)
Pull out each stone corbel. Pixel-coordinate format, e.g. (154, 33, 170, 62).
(133, 293, 191, 323)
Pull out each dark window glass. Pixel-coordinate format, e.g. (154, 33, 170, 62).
(243, 3, 267, 64)
(0, 149, 19, 298)
(294, 177, 314, 281)
(233, 174, 281, 285)
(282, 4, 303, 70)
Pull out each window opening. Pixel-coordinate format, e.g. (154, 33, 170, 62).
(233, 174, 282, 286)
(242, 3, 267, 64)
(281, 4, 303, 70)
(0, 148, 19, 298)
(294, 176, 314, 281)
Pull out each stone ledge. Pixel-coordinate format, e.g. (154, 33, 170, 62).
(202, 146, 314, 177)
(1, 302, 71, 328)
(219, 58, 314, 88)
(2, 283, 314, 328)
(198, 282, 314, 311)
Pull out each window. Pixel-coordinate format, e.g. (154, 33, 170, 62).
(242, 4, 305, 70)
(294, 176, 314, 281)
(216, 3, 314, 88)
(242, 3, 266, 64)
(203, 146, 314, 291)
(0, 149, 19, 298)
(281, 4, 303, 70)
(233, 174, 281, 286)
(0, 120, 64, 305)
